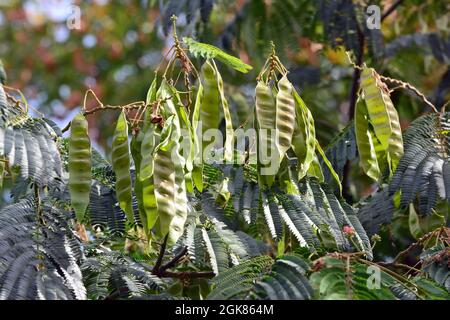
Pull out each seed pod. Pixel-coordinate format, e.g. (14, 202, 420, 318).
(275, 75, 295, 162)
(354, 98, 381, 181)
(200, 61, 220, 156)
(191, 82, 204, 191)
(139, 123, 159, 231)
(140, 124, 156, 181)
(130, 133, 147, 233)
(130, 76, 159, 234)
(292, 89, 316, 180)
(142, 175, 158, 231)
(112, 111, 134, 224)
(153, 143, 176, 237)
(168, 145, 188, 244)
(386, 98, 404, 172)
(255, 81, 276, 186)
(360, 67, 392, 149)
(68, 113, 91, 221)
(211, 60, 234, 162)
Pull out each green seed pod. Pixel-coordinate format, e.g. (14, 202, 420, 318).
(168, 145, 188, 244)
(211, 60, 234, 162)
(386, 96, 404, 172)
(360, 67, 392, 149)
(291, 89, 316, 180)
(255, 81, 276, 186)
(131, 75, 159, 234)
(192, 82, 204, 192)
(153, 144, 176, 237)
(112, 111, 134, 224)
(139, 122, 159, 231)
(68, 113, 91, 221)
(140, 124, 156, 181)
(130, 133, 147, 234)
(355, 98, 381, 181)
(200, 61, 220, 155)
(275, 75, 295, 162)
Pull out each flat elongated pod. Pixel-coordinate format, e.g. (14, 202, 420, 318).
(292, 89, 316, 180)
(112, 111, 134, 224)
(130, 133, 148, 234)
(211, 60, 234, 162)
(140, 124, 156, 181)
(255, 81, 277, 186)
(139, 123, 159, 231)
(131, 76, 159, 233)
(275, 75, 295, 162)
(354, 99, 381, 181)
(142, 177, 158, 231)
(200, 61, 220, 155)
(68, 113, 91, 221)
(360, 67, 392, 149)
(168, 145, 188, 244)
(386, 101, 404, 172)
(191, 83, 204, 191)
(153, 144, 176, 237)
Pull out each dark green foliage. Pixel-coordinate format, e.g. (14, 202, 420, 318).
(209, 254, 313, 300)
(321, 122, 357, 182)
(357, 188, 394, 236)
(0, 85, 62, 190)
(175, 198, 268, 274)
(1, 7, 448, 301)
(82, 249, 165, 299)
(251, 255, 314, 300)
(160, 0, 214, 34)
(389, 113, 450, 215)
(202, 163, 373, 259)
(0, 197, 85, 300)
(208, 255, 274, 300)
(89, 180, 126, 235)
(384, 33, 450, 64)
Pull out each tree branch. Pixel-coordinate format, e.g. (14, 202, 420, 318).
(343, 25, 365, 203)
(159, 246, 188, 273)
(152, 235, 168, 274)
(61, 96, 171, 133)
(381, 0, 403, 22)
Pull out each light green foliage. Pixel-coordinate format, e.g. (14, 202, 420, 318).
(183, 37, 252, 73)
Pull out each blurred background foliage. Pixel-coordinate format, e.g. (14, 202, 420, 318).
(0, 0, 448, 199)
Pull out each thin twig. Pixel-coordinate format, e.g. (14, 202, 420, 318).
(440, 100, 450, 113)
(377, 261, 421, 274)
(152, 235, 168, 274)
(61, 96, 171, 133)
(379, 75, 438, 113)
(392, 228, 445, 263)
(159, 247, 188, 273)
(381, 0, 403, 22)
